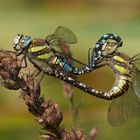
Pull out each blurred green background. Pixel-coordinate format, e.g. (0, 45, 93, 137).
(0, 0, 140, 140)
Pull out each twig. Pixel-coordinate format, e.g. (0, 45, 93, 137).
(0, 49, 97, 140)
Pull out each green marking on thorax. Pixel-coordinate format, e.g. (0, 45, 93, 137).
(30, 46, 46, 52)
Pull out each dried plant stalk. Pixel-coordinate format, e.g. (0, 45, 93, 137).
(0, 49, 97, 140)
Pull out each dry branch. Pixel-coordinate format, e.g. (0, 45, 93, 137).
(0, 49, 96, 140)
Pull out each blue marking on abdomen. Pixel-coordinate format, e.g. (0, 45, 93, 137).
(63, 59, 72, 72)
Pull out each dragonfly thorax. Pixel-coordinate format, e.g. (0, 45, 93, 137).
(110, 54, 130, 75)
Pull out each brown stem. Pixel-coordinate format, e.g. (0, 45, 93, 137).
(0, 49, 88, 140)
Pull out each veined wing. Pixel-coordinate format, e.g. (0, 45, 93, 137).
(28, 58, 64, 86)
(131, 64, 140, 97)
(28, 57, 49, 73)
(34, 47, 87, 67)
(29, 51, 88, 77)
(46, 26, 77, 46)
(131, 53, 140, 62)
(107, 84, 140, 127)
(107, 95, 127, 126)
(55, 50, 87, 66)
(133, 77, 140, 98)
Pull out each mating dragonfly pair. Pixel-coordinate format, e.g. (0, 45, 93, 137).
(13, 26, 140, 126)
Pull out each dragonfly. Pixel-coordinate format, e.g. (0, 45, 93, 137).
(92, 44, 140, 126)
(13, 31, 125, 96)
(14, 28, 140, 126)
(29, 51, 140, 126)
(29, 33, 140, 126)
(107, 54, 140, 126)
(13, 26, 93, 76)
(25, 32, 131, 101)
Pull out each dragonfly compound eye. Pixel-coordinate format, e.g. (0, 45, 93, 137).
(13, 35, 32, 51)
(13, 34, 23, 51)
(22, 36, 32, 48)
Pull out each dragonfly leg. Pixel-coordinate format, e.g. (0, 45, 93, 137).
(95, 62, 108, 69)
(38, 70, 45, 84)
(28, 58, 45, 83)
(31, 67, 42, 78)
(28, 58, 41, 71)
(19, 55, 27, 68)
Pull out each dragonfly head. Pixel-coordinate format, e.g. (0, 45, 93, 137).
(13, 34, 32, 53)
(91, 34, 123, 66)
(99, 40, 123, 56)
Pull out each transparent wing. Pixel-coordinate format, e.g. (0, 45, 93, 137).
(28, 58, 65, 86)
(46, 26, 77, 46)
(55, 26, 77, 44)
(133, 75, 140, 98)
(107, 96, 127, 126)
(55, 50, 87, 66)
(131, 64, 140, 97)
(131, 53, 140, 62)
(107, 84, 140, 127)
(28, 58, 48, 75)
(29, 55, 87, 77)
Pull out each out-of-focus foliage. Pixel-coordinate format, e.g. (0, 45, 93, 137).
(0, 0, 140, 140)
